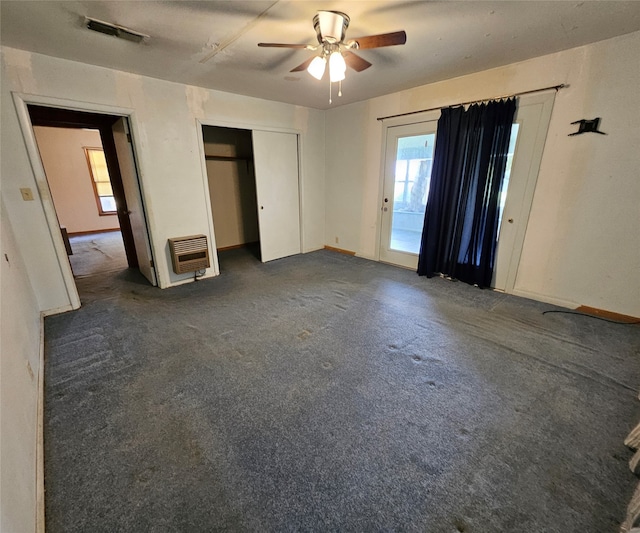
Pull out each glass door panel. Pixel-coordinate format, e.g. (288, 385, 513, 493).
(390, 134, 435, 253)
(380, 121, 437, 269)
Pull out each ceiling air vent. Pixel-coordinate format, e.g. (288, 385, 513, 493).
(85, 17, 149, 44)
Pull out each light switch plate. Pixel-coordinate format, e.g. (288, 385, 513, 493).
(20, 187, 35, 201)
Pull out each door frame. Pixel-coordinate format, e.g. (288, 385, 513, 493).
(492, 91, 555, 293)
(12, 92, 157, 308)
(379, 120, 439, 269)
(27, 104, 139, 268)
(376, 110, 441, 264)
(195, 118, 305, 272)
(376, 93, 554, 290)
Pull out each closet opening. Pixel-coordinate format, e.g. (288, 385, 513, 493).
(202, 126, 261, 267)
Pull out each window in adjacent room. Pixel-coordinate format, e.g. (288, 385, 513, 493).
(85, 147, 116, 215)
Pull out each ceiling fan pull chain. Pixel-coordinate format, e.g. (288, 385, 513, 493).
(329, 78, 332, 104)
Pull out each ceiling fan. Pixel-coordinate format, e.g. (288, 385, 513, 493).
(258, 10, 406, 102)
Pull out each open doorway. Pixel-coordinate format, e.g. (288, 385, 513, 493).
(27, 104, 157, 290)
(202, 126, 261, 268)
(32, 125, 127, 277)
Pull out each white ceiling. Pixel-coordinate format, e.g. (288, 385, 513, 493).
(2, 1, 640, 110)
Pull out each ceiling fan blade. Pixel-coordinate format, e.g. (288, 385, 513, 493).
(342, 51, 372, 72)
(349, 30, 407, 49)
(258, 42, 310, 49)
(290, 56, 315, 73)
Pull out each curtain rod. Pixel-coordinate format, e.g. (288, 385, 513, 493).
(376, 84, 566, 122)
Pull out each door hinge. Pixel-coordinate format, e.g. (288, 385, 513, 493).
(149, 259, 154, 268)
(126, 133, 132, 143)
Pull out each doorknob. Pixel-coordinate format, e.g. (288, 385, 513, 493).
(383, 207, 388, 212)
(508, 218, 514, 223)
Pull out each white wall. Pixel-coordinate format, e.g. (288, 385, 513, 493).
(1, 47, 325, 311)
(0, 200, 41, 533)
(325, 31, 640, 317)
(33, 126, 120, 234)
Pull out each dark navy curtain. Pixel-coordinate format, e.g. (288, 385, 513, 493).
(417, 98, 516, 288)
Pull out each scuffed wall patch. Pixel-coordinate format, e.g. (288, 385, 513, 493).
(186, 85, 210, 119)
(2, 48, 37, 93)
(114, 71, 144, 110)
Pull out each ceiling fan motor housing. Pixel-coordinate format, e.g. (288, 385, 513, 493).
(314, 11, 350, 44)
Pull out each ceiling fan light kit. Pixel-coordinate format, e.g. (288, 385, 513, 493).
(307, 56, 327, 80)
(258, 10, 407, 104)
(328, 51, 346, 82)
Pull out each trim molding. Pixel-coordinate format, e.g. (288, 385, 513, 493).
(510, 288, 578, 310)
(168, 271, 218, 288)
(67, 228, 120, 237)
(576, 306, 639, 323)
(217, 241, 259, 252)
(512, 289, 639, 321)
(324, 245, 356, 256)
(36, 313, 45, 533)
(42, 304, 75, 317)
(12, 92, 81, 310)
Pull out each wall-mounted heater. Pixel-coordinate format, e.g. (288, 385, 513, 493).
(168, 235, 210, 274)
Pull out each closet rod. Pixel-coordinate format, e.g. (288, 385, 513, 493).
(376, 84, 566, 122)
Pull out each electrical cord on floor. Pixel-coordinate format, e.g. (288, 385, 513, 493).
(542, 309, 640, 325)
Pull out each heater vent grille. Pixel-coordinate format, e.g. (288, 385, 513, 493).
(168, 235, 210, 274)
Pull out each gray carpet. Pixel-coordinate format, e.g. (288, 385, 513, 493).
(68, 231, 127, 278)
(44, 248, 640, 532)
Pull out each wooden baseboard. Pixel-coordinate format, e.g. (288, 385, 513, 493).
(68, 228, 120, 237)
(217, 241, 259, 252)
(324, 245, 356, 256)
(575, 306, 639, 323)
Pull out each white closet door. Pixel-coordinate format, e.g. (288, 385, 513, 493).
(252, 130, 301, 262)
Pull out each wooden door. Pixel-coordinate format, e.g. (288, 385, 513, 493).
(112, 118, 157, 285)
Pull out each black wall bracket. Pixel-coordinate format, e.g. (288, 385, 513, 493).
(569, 117, 607, 136)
